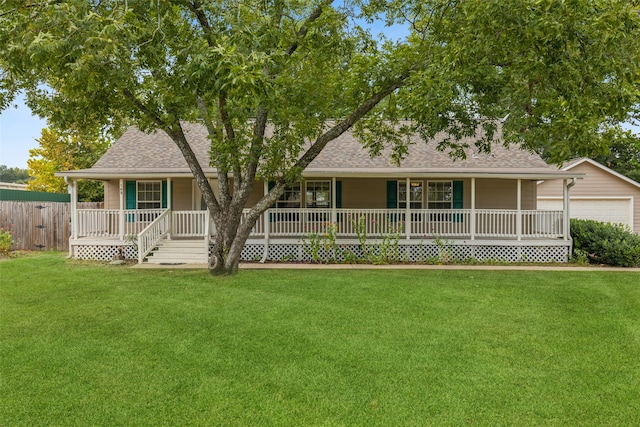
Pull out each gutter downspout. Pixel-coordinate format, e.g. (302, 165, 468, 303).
(565, 178, 577, 257)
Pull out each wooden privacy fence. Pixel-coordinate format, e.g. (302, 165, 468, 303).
(0, 201, 102, 251)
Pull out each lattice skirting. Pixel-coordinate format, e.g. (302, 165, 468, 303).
(73, 244, 137, 261)
(72, 240, 570, 263)
(238, 241, 570, 263)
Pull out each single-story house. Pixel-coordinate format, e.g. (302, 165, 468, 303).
(537, 158, 640, 233)
(58, 123, 583, 264)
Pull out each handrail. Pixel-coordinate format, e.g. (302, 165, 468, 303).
(74, 207, 565, 242)
(137, 209, 171, 264)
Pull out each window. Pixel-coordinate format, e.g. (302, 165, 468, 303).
(427, 181, 453, 209)
(137, 181, 162, 209)
(276, 182, 301, 209)
(306, 181, 331, 208)
(398, 181, 423, 209)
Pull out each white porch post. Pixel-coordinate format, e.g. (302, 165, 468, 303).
(261, 180, 270, 263)
(516, 179, 522, 241)
(470, 178, 476, 240)
(69, 178, 78, 240)
(405, 177, 411, 239)
(563, 179, 569, 240)
(119, 179, 125, 240)
(331, 177, 337, 225)
(167, 178, 172, 240)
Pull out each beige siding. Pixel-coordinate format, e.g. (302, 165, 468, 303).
(103, 177, 537, 213)
(537, 161, 640, 232)
(341, 178, 387, 208)
(170, 178, 193, 210)
(474, 179, 535, 210)
(104, 180, 120, 210)
(246, 181, 266, 206)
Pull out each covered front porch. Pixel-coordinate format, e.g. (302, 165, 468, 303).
(69, 206, 569, 264)
(66, 175, 577, 264)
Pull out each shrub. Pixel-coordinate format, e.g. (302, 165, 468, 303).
(570, 219, 640, 267)
(0, 226, 15, 255)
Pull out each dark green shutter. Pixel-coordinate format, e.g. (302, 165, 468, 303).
(161, 180, 167, 209)
(386, 180, 398, 222)
(125, 180, 136, 222)
(386, 180, 397, 209)
(453, 181, 463, 209)
(453, 180, 463, 222)
(125, 181, 136, 209)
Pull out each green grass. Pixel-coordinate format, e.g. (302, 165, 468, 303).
(2, 253, 640, 426)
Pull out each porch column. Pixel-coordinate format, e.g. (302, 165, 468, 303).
(118, 179, 125, 240)
(70, 178, 78, 240)
(470, 178, 476, 240)
(331, 177, 337, 225)
(402, 178, 409, 239)
(563, 179, 572, 240)
(262, 180, 270, 263)
(167, 178, 172, 240)
(516, 179, 522, 241)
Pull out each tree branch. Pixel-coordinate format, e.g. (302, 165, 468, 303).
(286, 0, 333, 56)
(295, 79, 408, 171)
(0, 0, 62, 18)
(186, 0, 215, 46)
(123, 88, 220, 213)
(196, 96, 230, 210)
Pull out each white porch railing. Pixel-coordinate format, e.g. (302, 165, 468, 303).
(137, 209, 171, 264)
(77, 209, 165, 237)
(74, 208, 565, 241)
(267, 208, 333, 236)
(475, 209, 518, 238)
(77, 209, 121, 237)
(411, 209, 471, 236)
(521, 210, 564, 238)
(172, 210, 208, 237)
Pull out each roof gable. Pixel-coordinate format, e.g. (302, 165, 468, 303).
(561, 158, 640, 189)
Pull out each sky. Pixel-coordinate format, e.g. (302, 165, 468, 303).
(0, 94, 47, 168)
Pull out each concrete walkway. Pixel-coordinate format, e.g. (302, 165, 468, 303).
(131, 262, 640, 272)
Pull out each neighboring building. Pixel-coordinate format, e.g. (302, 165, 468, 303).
(0, 182, 28, 191)
(537, 158, 640, 233)
(57, 123, 582, 264)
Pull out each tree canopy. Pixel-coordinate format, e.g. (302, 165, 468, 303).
(27, 126, 110, 201)
(592, 129, 640, 182)
(1, 0, 639, 273)
(0, 165, 29, 184)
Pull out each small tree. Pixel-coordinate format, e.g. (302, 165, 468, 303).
(1, 0, 639, 274)
(27, 127, 110, 202)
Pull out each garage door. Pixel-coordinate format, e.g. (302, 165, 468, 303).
(537, 198, 631, 226)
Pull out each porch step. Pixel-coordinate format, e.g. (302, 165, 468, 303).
(145, 239, 208, 264)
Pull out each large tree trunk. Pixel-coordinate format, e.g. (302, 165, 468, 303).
(206, 206, 263, 275)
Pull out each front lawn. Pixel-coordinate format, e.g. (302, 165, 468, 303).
(1, 253, 639, 426)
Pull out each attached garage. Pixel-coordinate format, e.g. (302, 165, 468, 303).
(537, 158, 640, 233)
(537, 197, 633, 227)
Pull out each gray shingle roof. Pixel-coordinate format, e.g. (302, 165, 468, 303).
(68, 122, 566, 177)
